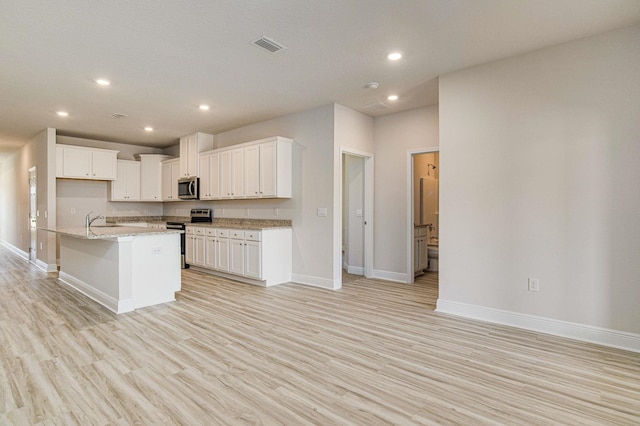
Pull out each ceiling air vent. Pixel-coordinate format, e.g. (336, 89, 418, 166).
(252, 36, 286, 53)
(110, 113, 128, 119)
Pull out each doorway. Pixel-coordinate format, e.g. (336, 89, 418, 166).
(407, 149, 439, 284)
(339, 149, 374, 284)
(28, 167, 37, 263)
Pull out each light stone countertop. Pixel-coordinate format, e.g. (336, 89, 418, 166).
(39, 226, 184, 240)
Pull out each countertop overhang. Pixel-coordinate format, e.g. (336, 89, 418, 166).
(39, 226, 184, 240)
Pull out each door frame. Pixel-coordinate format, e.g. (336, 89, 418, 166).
(338, 147, 374, 283)
(28, 166, 37, 264)
(406, 147, 439, 283)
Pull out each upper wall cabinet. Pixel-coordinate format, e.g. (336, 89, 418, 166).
(138, 154, 172, 202)
(109, 160, 141, 201)
(200, 136, 293, 200)
(56, 144, 118, 180)
(179, 132, 214, 178)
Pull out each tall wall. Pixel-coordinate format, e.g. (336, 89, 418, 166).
(438, 24, 640, 346)
(205, 104, 337, 288)
(0, 128, 57, 271)
(373, 106, 440, 282)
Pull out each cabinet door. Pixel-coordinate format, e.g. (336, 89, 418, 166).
(195, 235, 205, 266)
(185, 234, 195, 264)
(419, 238, 428, 271)
(62, 146, 92, 178)
(244, 240, 262, 279)
(231, 148, 244, 198)
(199, 154, 211, 199)
(217, 237, 230, 272)
(219, 151, 233, 198)
(229, 238, 245, 275)
(414, 237, 421, 274)
(208, 152, 220, 199)
(244, 145, 260, 198)
(259, 142, 277, 197)
(205, 236, 217, 269)
(125, 161, 140, 200)
(161, 162, 173, 201)
(180, 134, 198, 177)
(111, 161, 128, 200)
(92, 150, 118, 179)
(140, 156, 162, 201)
(170, 161, 181, 200)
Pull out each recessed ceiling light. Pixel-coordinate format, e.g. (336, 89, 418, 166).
(387, 52, 402, 61)
(56, 111, 69, 117)
(387, 95, 399, 101)
(95, 78, 111, 86)
(199, 104, 210, 110)
(144, 126, 153, 131)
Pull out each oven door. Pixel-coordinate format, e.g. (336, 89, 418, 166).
(178, 177, 199, 200)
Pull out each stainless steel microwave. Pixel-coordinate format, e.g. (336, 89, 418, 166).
(178, 177, 199, 200)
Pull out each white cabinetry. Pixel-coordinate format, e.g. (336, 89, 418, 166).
(258, 139, 292, 198)
(138, 154, 172, 201)
(199, 152, 220, 200)
(161, 158, 181, 201)
(179, 132, 214, 178)
(414, 227, 428, 275)
(185, 226, 205, 267)
(229, 231, 245, 276)
(109, 160, 141, 201)
(56, 144, 118, 180)
(201, 136, 292, 200)
(220, 148, 244, 198)
(187, 226, 291, 286)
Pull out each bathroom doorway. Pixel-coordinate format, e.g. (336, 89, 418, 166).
(407, 149, 439, 285)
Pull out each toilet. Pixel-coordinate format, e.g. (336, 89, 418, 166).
(427, 244, 439, 272)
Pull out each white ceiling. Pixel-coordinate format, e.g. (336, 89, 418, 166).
(2, 0, 639, 161)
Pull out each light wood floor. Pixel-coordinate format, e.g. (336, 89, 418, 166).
(1, 246, 639, 425)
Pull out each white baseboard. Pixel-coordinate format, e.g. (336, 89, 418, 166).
(58, 271, 133, 314)
(372, 269, 409, 283)
(436, 299, 640, 353)
(347, 265, 364, 275)
(1, 240, 28, 260)
(291, 273, 340, 290)
(35, 258, 58, 273)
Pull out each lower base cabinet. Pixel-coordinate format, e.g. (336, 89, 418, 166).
(186, 226, 291, 286)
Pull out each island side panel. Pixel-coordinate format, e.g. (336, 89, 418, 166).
(131, 233, 181, 309)
(58, 235, 125, 313)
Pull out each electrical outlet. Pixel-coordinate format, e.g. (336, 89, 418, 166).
(528, 278, 540, 292)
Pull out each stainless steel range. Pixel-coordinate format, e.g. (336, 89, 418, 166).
(166, 208, 212, 268)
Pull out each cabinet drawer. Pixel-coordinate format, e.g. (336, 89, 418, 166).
(217, 229, 230, 238)
(230, 229, 244, 239)
(194, 227, 205, 235)
(185, 226, 195, 234)
(205, 228, 216, 236)
(245, 230, 261, 241)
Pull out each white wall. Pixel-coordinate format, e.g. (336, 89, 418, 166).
(0, 128, 57, 270)
(209, 104, 337, 288)
(438, 24, 640, 339)
(373, 106, 440, 281)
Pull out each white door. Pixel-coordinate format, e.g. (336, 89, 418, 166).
(229, 238, 245, 275)
(244, 145, 260, 198)
(217, 237, 230, 272)
(244, 240, 261, 279)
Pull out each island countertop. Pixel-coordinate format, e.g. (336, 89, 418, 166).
(39, 226, 184, 240)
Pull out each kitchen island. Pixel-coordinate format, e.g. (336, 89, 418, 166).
(41, 226, 183, 314)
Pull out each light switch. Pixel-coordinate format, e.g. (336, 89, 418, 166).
(317, 208, 328, 217)
(356, 209, 363, 217)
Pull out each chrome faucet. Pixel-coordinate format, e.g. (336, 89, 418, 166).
(85, 211, 104, 228)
